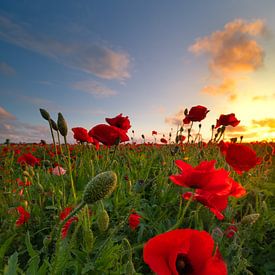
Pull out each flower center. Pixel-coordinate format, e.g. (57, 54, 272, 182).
(176, 253, 193, 275)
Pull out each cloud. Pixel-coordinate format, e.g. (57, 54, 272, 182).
(189, 19, 266, 98)
(0, 106, 16, 121)
(0, 15, 130, 80)
(0, 106, 51, 143)
(252, 118, 275, 128)
(252, 93, 275, 101)
(71, 80, 117, 97)
(165, 109, 185, 125)
(225, 125, 248, 133)
(0, 61, 16, 76)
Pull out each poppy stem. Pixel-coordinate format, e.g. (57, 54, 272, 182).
(169, 194, 194, 231)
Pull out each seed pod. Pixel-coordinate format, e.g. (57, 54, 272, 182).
(39, 108, 50, 121)
(50, 119, 58, 131)
(83, 228, 94, 253)
(57, 112, 68, 137)
(241, 213, 260, 225)
(97, 209, 109, 232)
(82, 171, 117, 205)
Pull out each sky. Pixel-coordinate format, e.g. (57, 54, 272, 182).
(0, 0, 275, 143)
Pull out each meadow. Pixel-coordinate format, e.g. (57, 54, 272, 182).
(0, 109, 274, 275)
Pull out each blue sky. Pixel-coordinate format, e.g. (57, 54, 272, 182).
(1, 0, 275, 143)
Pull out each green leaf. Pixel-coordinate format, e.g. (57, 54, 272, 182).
(0, 234, 16, 269)
(4, 252, 18, 275)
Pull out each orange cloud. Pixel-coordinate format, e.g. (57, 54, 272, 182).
(189, 19, 266, 98)
(252, 118, 275, 128)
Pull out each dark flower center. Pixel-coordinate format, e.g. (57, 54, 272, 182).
(176, 253, 193, 275)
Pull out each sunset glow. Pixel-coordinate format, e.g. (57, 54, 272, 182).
(0, 1, 275, 143)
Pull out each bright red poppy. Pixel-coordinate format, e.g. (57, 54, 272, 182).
(224, 225, 238, 238)
(152, 130, 157, 135)
(60, 207, 78, 239)
(129, 212, 142, 230)
(72, 127, 93, 143)
(182, 178, 246, 220)
(17, 153, 40, 166)
(88, 124, 129, 146)
(143, 229, 227, 275)
(105, 113, 131, 131)
(215, 113, 240, 128)
(16, 206, 30, 226)
(183, 105, 209, 124)
(170, 160, 231, 196)
(221, 143, 262, 174)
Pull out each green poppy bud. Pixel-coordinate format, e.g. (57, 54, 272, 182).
(39, 108, 50, 121)
(241, 213, 260, 225)
(82, 171, 117, 205)
(97, 209, 109, 232)
(50, 119, 58, 131)
(57, 112, 68, 137)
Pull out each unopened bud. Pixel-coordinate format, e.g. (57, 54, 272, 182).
(82, 171, 117, 205)
(241, 213, 260, 225)
(97, 209, 109, 232)
(57, 112, 68, 137)
(39, 108, 50, 121)
(50, 119, 58, 131)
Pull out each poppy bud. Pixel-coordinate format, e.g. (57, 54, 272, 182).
(50, 119, 58, 131)
(83, 228, 94, 253)
(57, 112, 68, 137)
(241, 213, 260, 225)
(97, 209, 109, 232)
(39, 108, 50, 121)
(82, 171, 117, 205)
(184, 108, 188, 116)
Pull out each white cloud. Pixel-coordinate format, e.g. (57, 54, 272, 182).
(0, 15, 131, 80)
(165, 109, 185, 126)
(71, 80, 117, 97)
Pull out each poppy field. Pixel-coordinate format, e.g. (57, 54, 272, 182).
(0, 107, 275, 275)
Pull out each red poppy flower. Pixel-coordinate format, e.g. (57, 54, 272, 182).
(129, 212, 141, 230)
(183, 105, 209, 124)
(88, 124, 129, 146)
(215, 113, 240, 128)
(221, 143, 262, 174)
(60, 207, 78, 239)
(72, 127, 93, 143)
(17, 153, 40, 166)
(152, 131, 157, 135)
(105, 113, 131, 131)
(143, 229, 227, 275)
(170, 160, 231, 196)
(16, 206, 30, 226)
(160, 138, 168, 144)
(224, 225, 238, 238)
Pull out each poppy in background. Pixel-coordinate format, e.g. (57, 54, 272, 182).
(143, 229, 227, 275)
(221, 143, 262, 174)
(60, 207, 78, 239)
(105, 113, 131, 131)
(129, 212, 142, 230)
(17, 153, 40, 167)
(183, 105, 209, 124)
(16, 206, 30, 227)
(215, 113, 240, 128)
(72, 127, 93, 143)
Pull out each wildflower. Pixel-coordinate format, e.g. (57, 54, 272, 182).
(17, 153, 40, 167)
(152, 131, 157, 135)
(170, 160, 231, 196)
(52, 165, 66, 176)
(160, 138, 167, 144)
(224, 225, 238, 238)
(88, 124, 129, 146)
(183, 105, 209, 124)
(143, 229, 227, 275)
(215, 113, 240, 128)
(129, 212, 141, 230)
(221, 143, 262, 174)
(105, 113, 131, 131)
(16, 206, 30, 226)
(72, 127, 94, 143)
(60, 207, 78, 239)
